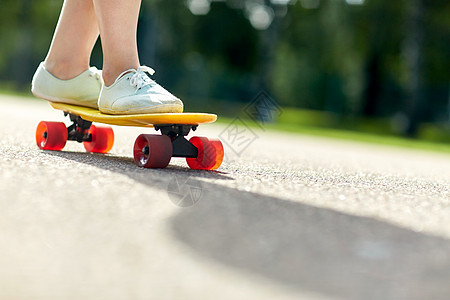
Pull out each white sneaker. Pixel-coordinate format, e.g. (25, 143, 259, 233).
(31, 62, 102, 109)
(98, 66, 183, 115)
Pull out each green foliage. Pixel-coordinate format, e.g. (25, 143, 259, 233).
(0, 0, 61, 84)
(193, 4, 257, 72)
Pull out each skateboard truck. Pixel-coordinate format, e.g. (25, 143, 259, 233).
(65, 113, 93, 143)
(154, 124, 198, 158)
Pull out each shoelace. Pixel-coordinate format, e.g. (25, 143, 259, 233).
(129, 66, 156, 90)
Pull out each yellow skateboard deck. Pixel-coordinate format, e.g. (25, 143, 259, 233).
(50, 102, 217, 127)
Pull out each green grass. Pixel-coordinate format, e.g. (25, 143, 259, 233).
(0, 83, 32, 97)
(272, 122, 450, 153)
(215, 108, 450, 154)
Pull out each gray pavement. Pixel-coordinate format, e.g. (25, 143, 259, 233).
(0, 94, 449, 300)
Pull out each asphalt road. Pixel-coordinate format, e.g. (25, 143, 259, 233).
(1, 94, 449, 300)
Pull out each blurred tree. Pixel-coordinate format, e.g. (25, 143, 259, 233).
(403, 0, 424, 136)
(0, 0, 61, 87)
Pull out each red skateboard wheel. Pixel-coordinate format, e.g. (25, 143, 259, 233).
(36, 121, 68, 151)
(186, 136, 224, 170)
(83, 125, 114, 154)
(133, 134, 172, 168)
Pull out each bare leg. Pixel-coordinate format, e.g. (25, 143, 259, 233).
(44, 0, 99, 79)
(35, 0, 182, 114)
(93, 0, 141, 86)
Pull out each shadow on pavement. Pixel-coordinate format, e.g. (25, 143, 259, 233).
(169, 188, 450, 300)
(43, 150, 450, 300)
(43, 150, 233, 181)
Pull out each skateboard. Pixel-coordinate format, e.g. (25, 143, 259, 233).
(36, 102, 224, 170)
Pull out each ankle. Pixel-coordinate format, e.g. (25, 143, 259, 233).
(44, 59, 90, 80)
(102, 64, 139, 87)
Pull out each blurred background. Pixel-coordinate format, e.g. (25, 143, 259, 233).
(0, 0, 449, 145)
